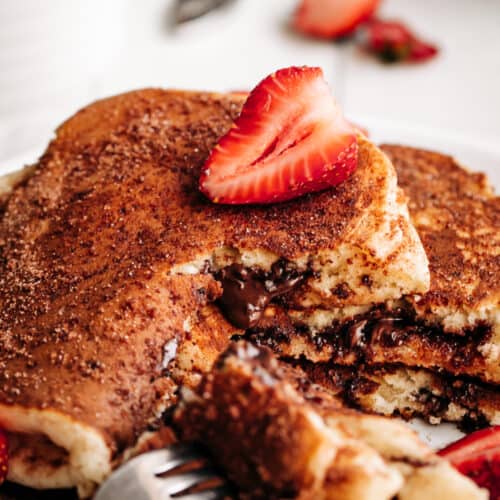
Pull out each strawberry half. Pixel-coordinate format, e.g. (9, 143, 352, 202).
(200, 66, 357, 204)
(438, 426, 500, 499)
(293, 0, 380, 39)
(0, 429, 8, 485)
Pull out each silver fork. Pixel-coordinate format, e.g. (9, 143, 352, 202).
(94, 443, 233, 500)
(174, 0, 236, 24)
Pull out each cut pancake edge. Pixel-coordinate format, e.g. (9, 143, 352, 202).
(300, 360, 500, 428)
(261, 296, 499, 386)
(302, 137, 430, 306)
(350, 366, 500, 428)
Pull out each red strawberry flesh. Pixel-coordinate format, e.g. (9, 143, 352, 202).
(199, 66, 357, 204)
(361, 18, 438, 63)
(409, 37, 438, 61)
(439, 426, 500, 499)
(293, 0, 380, 39)
(0, 429, 8, 485)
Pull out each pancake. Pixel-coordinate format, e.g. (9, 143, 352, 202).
(248, 146, 500, 398)
(176, 341, 486, 499)
(387, 145, 499, 332)
(0, 89, 428, 495)
(0, 273, 228, 496)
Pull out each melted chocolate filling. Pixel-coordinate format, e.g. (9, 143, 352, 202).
(217, 260, 305, 329)
(247, 305, 492, 369)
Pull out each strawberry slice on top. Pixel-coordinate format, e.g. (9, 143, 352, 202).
(199, 66, 357, 204)
(293, 0, 380, 39)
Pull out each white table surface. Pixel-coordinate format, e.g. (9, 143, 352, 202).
(1, 0, 499, 172)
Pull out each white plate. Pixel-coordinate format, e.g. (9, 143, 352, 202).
(354, 114, 500, 189)
(1, 123, 498, 451)
(0, 148, 42, 177)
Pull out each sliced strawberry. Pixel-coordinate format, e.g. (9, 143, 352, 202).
(360, 18, 438, 63)
(293, 0, 380, 39)
(438, 426, 500, 499)
(0, 429, 8, 484)
(199, 66, 357, 205)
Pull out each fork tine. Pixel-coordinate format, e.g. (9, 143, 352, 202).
(95, 445, 231, 500)
(153, 447, 206, 476)
(95, 449, 174, 500)
(160, 467, 221, 496)
(177, 484, 233, 499)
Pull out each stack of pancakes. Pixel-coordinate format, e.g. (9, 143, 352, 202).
(0, 89, 497, 497)
(249, 143, 500, 429)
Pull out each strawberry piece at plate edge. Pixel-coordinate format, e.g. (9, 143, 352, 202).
(438, 426, 500, 499)
(360, 18, 439, 63)
(293, 0, 380, 39)
(199, 66, 358, 205)
(0, 429, 8, 485)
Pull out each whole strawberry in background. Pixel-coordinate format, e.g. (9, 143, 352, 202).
(293, 0, 438, 64)
(439, 426, 500, 499)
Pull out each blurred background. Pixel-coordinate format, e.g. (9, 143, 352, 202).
(1, 0, 499, 172)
